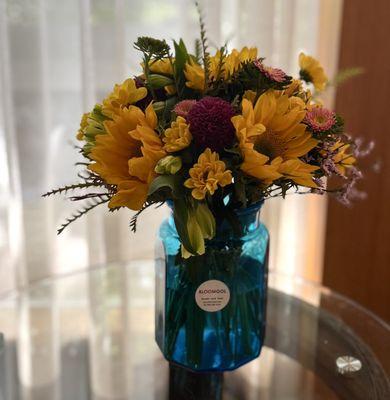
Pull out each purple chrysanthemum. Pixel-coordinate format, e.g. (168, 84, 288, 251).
(187, 97, 236, 152)
(254, 59, 287, 83)
(304, 107, 336, 132)
(174, 100, 197, 119)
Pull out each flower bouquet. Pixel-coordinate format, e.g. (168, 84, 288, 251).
(45, 12, 368, 371)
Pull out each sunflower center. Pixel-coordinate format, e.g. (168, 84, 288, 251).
(299, 69, 312, 84)
(128, 139, 143, 159)
(254, 130, 285, 159)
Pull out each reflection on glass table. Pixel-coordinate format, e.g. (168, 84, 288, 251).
(0, 261, 389, 400)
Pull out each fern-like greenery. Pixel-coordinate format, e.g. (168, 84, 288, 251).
(42, 182, 101, 198)
(57, 195, 110, 235)
(330, 67, 364, 88)
(43, 169, 116, 234)
(194, 38, 202, 64)
(129, 200, 163, 233)
(195, 1, 211, 92)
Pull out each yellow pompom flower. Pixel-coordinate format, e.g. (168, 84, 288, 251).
(89, 104, 166, 210)
(299, 53, 328, 92)
(102, 78, 147, 118)
(184, 148, 232, 200)
(232, 90, 319, 187)
(163, 116, 192, 152)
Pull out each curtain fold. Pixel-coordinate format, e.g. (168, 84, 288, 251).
(0, 0, 341, 292)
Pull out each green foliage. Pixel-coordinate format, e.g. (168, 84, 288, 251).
(195, 1, 210, 92)
(134, 36, 172, 100)
(81, 104, 107, 156)
(331, 67, 364, 88)
(155, 96, 179, 130)
(134, 36, 171, 60)
(42, 182, 103, 198)
(129, 201, 162, 233)
(238, 61, 292, 94)
(44, 169, 116, 234)
(194, 39, 202, 64)
(173, 198, 197, 254)
(173, 39, 192, 98)
(147, 74, 174, 89)
(148, 174, 183, 198)
(57, 196, 110, 235)
(172, 199, 216, 256)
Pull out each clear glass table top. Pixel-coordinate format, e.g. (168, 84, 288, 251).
(0, 261, 389, 400)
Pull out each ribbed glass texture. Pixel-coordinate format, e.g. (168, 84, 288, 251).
(155, 202, 269, 372)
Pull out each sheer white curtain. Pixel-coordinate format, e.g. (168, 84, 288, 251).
(0, 0, 343, 293)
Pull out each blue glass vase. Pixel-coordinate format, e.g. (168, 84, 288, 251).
(155, 202, 269, 372)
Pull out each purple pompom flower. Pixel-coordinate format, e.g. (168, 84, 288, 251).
(187, 96, 236, 152)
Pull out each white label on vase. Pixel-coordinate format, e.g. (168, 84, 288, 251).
(195, 280, 230, 312)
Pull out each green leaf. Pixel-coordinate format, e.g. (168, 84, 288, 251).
(194, 202, 215, 239)
(186, 212, 205, 255)
(173, 199, 197, 254)
(162, 96, 178, 123)
(173, 40, 188, 75)
(173, 39, 190, 96)
(148, 74, 174, 88)
(224, 207, 243, 237)
(148, 174, 182, 198)
(233, 174, 247, 208)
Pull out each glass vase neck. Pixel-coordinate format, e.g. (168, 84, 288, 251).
(167, 200, 264, 241)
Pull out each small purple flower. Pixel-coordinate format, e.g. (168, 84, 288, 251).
(335, 165, 365, 205)
(254, 59, 287, 83)
(353, 138, 375, 158)
(173, 100, 197, 119)
(304, 107, 336, 132)
(322, 158, 340, 177)
(311, 177, 326, 195)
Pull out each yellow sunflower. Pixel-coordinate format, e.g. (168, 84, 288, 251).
(332, 141, 356, 176)
(184, 148, 232, 200)
(232, 90, 319, 187)
(163, 116, 192, 152)
(147, 58, 176, 94)
(299, 53, 328, 92)
(184, 59, 205, 91)
(277, 159, 319, 187)
(89, 104, 166, 210)
(184, 47, 258, 91)
(102, 78, 147, 118)
(284, 79, 303, 97)
(224, 47, 257, 78)
(148, 58, 173, 75)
